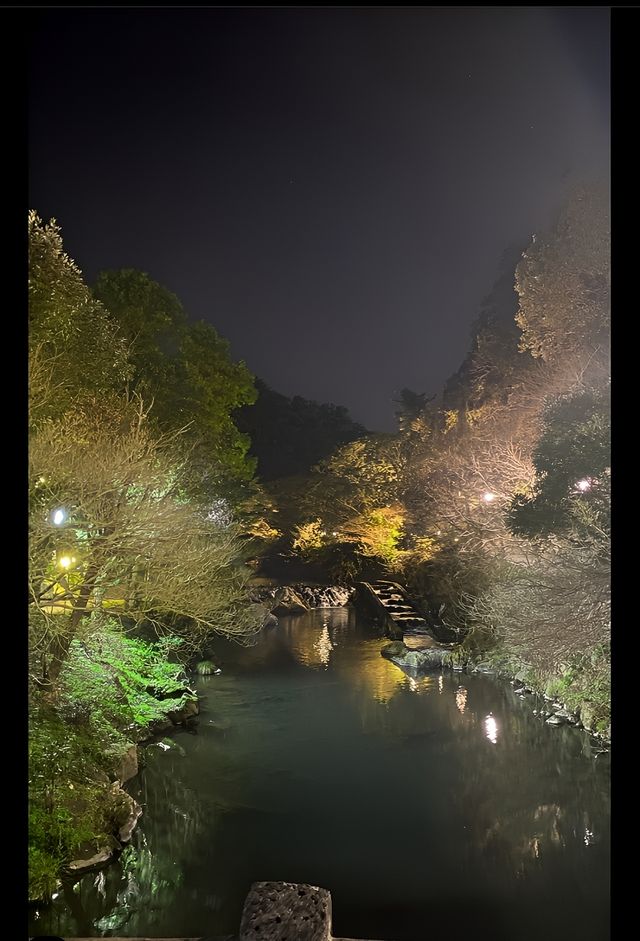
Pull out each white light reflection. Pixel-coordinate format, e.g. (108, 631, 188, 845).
(575, 478, 592, 493)
(313, 623, 333, 667)
(456, 686, 467, 714)
(584, 827, 594, 846)
(408, 676, 418, 693)
(438, 675, 444, 694)
(484, 713, 499, 744)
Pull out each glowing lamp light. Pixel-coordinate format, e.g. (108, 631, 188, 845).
(575, 478, 591, 492)
(482, 492, 496, 503)
(484, 714, 499, 745)
(59, 556, 75, 570)
(51, 507, 67, 526)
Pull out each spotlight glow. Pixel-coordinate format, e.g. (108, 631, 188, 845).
(484, 714, 499, 744)
(52, 508, 67, 526)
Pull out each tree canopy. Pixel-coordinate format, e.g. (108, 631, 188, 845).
(93, 268, 257, 501)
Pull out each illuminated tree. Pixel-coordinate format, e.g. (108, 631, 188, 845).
(515, 184, 610, 365)
(28, 211, 131, 422)
(29, 395, 262, 686)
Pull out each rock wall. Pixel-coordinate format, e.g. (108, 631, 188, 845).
(252, 584, 354, 615)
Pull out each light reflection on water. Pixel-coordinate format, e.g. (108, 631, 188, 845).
(33, 607, 610, 941)
(484, 713, 499, 744)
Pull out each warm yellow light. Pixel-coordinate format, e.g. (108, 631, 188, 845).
(59, 556, 72, 569)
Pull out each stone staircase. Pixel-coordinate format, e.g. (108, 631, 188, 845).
(358, 580, 435, 648)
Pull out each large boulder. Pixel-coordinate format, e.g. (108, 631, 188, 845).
(381, 641, 407, 660)
(381, 642, 452, 673)
(272, 586, 309, 615)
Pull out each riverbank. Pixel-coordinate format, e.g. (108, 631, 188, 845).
(32, 607, 610, 941)
(381, 638, 611, 746)
(28, 627, 201, 903)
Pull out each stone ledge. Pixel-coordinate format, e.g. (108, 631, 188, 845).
(240, 881, 331, 941)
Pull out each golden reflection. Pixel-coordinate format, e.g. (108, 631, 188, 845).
(456, 686, 467, 714)
(332, 638, 434, 704)
(484, 714, 499, 744)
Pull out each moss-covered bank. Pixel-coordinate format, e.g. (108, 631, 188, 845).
(455, 633, 610, 742)
(29, 626, 198, 901)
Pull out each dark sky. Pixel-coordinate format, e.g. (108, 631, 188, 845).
(28, 7, 609, 431)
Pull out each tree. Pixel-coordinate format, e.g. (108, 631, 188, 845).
(29, 394, 262, 687)
(394, 388, 433, 436)
(28, 211, 131, 422)
(236, 379, 367, 481)
(93, 269, 257, 501)
(508, 384, 610, 546)
(515, 184, 610, 364)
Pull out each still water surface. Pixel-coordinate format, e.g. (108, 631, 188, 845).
(33, 608, 610, 940)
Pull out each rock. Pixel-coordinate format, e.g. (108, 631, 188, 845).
(240, 881, 332, 941)
(546, 714, 566, 725)
(381, 642, 452, 673)
(263, 613, 278, 628)
(206, 718, 231, 733)
(554, 708, 578, 723)
(381, 641, 407, 660)
(117, 791, 143, 843)
(67, 846, 113, 874)
(272, 586, 308, 614)
(413, 647, 453, 671)
(117, 744, 138, 784)
(168, 697, 199, 724)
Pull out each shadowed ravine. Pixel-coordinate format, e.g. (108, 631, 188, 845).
(31, 608, 610, 941)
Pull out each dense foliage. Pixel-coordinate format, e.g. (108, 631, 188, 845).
(236, 378, 367, 480)
(93, 269, 257, 501)
(276, 184, 610, 727)
(28, 213, 264, 899)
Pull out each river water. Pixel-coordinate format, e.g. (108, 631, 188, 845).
(31, 608, 610, 940)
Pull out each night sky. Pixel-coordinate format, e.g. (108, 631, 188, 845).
(28, 7, 609, 431)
